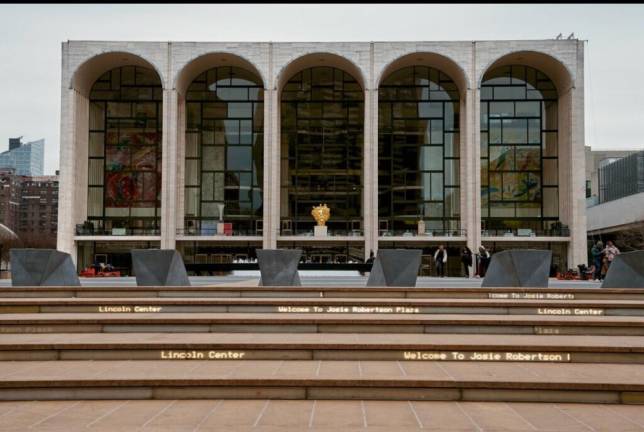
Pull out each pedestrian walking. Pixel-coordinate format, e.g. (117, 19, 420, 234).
(434, 245, 448, 278)
(461, 247, 473, 277)
(590, 241, 604, 281)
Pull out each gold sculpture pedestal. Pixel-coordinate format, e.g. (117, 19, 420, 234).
(314, 225, 328, 237)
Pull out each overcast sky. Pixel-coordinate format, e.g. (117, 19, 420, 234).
(1, 3, 643, 174)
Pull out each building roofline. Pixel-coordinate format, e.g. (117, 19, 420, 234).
(63, 38, 583, 44)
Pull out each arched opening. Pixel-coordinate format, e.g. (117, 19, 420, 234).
(182, 66, 264, 235)
(480, 64, 561, 236)
(175, 53, 264, 96)
(86, 65, 163, 235)
(280, 65, 364, 235)
(378, 65, 461, 236)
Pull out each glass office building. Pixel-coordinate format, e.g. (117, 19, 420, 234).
(0, 138, 44, 176)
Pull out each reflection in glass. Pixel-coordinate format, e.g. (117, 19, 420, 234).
(87, 66, 162, 234)
(480, 65, 559, 233)
(379, 66, 460, 234)
(280, 67, 364, 234)
(185, 67, 263, 235)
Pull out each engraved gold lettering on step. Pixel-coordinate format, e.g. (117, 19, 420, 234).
(160, 350, 246, 360)
(534, 327, 561, 335)
(402, 351, 571, 362)
(537, 308, 604, 316)
(276, 306, 420, 314)
(98, 306, 163, 313)
(488, 293, 575, 300)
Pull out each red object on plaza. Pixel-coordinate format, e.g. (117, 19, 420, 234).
(79, 267, 121, 278)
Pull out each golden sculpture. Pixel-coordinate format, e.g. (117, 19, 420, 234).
(311, 203, 331, 226)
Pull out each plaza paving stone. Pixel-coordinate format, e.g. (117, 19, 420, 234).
(1, 400, 644, 431)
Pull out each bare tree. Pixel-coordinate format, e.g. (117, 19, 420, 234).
(18, 232, 56, 250)
(615, 224, 644, 252)
(0, 237, 22, 267)
(0, 232, 56, 268)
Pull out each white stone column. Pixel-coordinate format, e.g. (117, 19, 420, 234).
(467, 43, 483, 277)
(175, 95, 186, 236)
(160, 89, 178, 249)
(567, 42, 588, 267)
(264, 87, 279, 249)
(57, 88, 78, 258)
(363, 87, 377, 259)
(57, 88, 88, 263)
(466, 87, 481, 276)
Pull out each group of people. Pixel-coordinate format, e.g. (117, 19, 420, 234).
(590, 240, 620, 281)
(459, 246, 492, 278)
(432, 245, 493, 278)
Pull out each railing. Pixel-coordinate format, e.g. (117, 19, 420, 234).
(279, 227, 364, 237)
(177, 228, 261, 237)
(379, 229, 466, 238)
(185, 262, 372, 273)
(481, 227, 570, 237)
(75, 225, 160, 236)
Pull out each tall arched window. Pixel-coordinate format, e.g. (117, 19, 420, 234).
(378, 66, 460, 235)
(184, 66, 264, 235)
(480, 65, 559, 235)
(280, 66, 364, 235)
(87, 66, 162, 235)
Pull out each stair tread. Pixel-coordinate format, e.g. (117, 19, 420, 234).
(2, 332, 644, 351)
(1, 312, 642, 324)
(1, 360, 644, 390)
(4, 286, 641, 292)
(3, 297, 644, 306)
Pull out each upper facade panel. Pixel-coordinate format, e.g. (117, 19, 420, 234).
(64, 40, 583, 96)
(474, 40, 582, 92)
(63, 41, 170, 95)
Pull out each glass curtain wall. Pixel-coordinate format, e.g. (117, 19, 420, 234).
(184, 67, 264, 235)
(378, 66, 460, 236)
(281, 67, 364, 235)
(480, 65, 560, 236)
(87, 66, 162, 235)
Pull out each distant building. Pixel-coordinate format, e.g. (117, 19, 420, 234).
(585, 148, 644, 243)
(0, 168, 21, 234)
(585, 146, 638, 204)
(0, 168, 58, 244)
(0, 137, 45, 176)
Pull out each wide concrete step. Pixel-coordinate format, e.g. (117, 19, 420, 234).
(2, 285, 643, 300)
(1, 360, 643, 403)
(2, 312, 644, 335)
(1, 297, 641, 316)
(4, 399, 644, 431)
(3, 333, 644, 364)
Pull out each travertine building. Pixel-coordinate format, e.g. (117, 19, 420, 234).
(57, 40, 586, 273)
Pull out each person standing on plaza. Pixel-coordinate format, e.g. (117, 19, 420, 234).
(434, 245, 448, 278)
(461, 247, 473, 277)
(590, 240, 604, 281)
(478, 246, 491, 277)
(602, 240, 621, 270)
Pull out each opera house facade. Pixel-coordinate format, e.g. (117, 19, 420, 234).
(57, 39, 587, 274)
